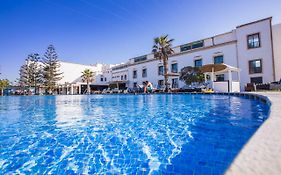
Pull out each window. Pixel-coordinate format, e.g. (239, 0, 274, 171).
(192, 40, 204, 49)
(133, 82, 137, 88)
(251, 77, 263, 84)
(112, 64, 127, 71)
(180, 40, 204, 52)
(124, 75, 127, 80)
(121, 75, 123, 80)
(158, 80, 164, 88)
(248, 33, 260, 49)
(104, 78, 107, 82)
(171, 63, 178, 73)
(249, 59, 262, 74)
(194, 59, 203, 67)
(214, 55, 223, 64)
(133, 70, 137, 79)
(134, 55, 147, 63)
(216, 74, 225, 82)
(180, 44, 192, 52)
(142, 68, 147, 77)
(100, 77, 103, 82)
(158, 65, 164, 75)
(172, 78, 179, 88)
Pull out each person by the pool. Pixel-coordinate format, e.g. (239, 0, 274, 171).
(144, 81, 153, 93)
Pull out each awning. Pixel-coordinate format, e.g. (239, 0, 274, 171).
(109, 80, 128, 84)
(200, 63, 240, 73)
(164, 73, 180, 77)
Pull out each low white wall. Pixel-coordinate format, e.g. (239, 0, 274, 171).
(232, 82, 241, 92)
(214, 81, 229, 92)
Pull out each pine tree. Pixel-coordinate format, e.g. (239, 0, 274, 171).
(19, 53, 42, 94)
(42, 45, 63, 94)
(19, 64, 28, 87)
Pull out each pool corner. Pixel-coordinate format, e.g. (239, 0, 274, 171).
(226, 92, 281, 175)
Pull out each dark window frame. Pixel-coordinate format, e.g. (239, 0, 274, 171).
(171, 63, 178, 73)
(216, 74, 225, 82)
(172, 78, 179, 88)
(142, 68, 147, 78)
(158, 80, 164, 88)
(133, 82, 138, 88)
(158, 65, 164, 75)
(214, 55, 224, 64)
(194, 59, 203, 67)
(133, 70, 137, 79)
(180, 40, 204, 52)
(249, 59, 262, 74)
(134, 55, 147, 63)
(247, 33, 261, 49)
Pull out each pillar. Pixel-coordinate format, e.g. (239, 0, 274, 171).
(71, 84, 74, 95)
(228, 70, 232, 92)
(78, 84, 81, 94)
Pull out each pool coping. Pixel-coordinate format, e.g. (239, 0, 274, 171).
(223, 92, 281, 175)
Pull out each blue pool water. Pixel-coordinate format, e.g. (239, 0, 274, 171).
(0, 94, 269, 175)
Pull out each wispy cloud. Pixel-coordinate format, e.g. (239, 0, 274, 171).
(79, 0, 129, 22)
(43, 0, 103, 22)
(107, 0, 146, 22)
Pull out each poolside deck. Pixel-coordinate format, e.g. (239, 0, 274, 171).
(226, 92, 281, 175)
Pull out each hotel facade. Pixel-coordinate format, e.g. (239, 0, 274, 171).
(58, 17, 281, 94)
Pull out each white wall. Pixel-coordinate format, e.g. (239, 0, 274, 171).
(236, 18, 274, 87)
(112, 69, 128, 82)
(58, 62, 97, 85)
(95, 70, 112, 85)
(213, 31, 236, 45)
(123, 43, 239, 89)
(128, 60, 159, 88)
(273, 23, 281, 81)
(100, 18, 278, 92)
(169, 43, 238, 88)
(58, 62, 113, 86)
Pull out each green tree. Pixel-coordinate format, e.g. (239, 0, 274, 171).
(19, 53, 42, 94)
(179, 66, 204, 85)
(0, 79, 9, 96)
(152, 35, 174, 92)
(19, 63, 28, 87)
(81, 69, 94, 95)
(42, 45, 63, 94)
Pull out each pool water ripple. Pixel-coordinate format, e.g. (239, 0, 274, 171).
(0, 94, 269, 174)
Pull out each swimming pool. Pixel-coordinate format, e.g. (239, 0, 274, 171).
(0, 94, 269, 174)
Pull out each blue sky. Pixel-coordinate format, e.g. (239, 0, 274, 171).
(1, 0, 281, 82)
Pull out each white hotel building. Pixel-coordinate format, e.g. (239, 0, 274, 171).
(58, 17, 281, 94)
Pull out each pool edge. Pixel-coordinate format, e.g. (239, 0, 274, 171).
(225, 92, 281, 175)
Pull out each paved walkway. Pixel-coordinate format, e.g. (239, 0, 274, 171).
(226, 92, 281, 175)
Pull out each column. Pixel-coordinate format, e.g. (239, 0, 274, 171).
(79, 84, 81, 94)
(211, 68, 215, 90)
(228, 70, 232, 92)
(71, 84, 74, 95)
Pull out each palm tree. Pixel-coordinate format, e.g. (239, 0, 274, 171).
(152, 35, 174, 92)
(81, 69, 94, 95)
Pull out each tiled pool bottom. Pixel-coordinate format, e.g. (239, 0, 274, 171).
(0, 94, 269, 174)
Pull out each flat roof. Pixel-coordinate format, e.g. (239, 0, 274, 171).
(236, 17, 272, 28)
